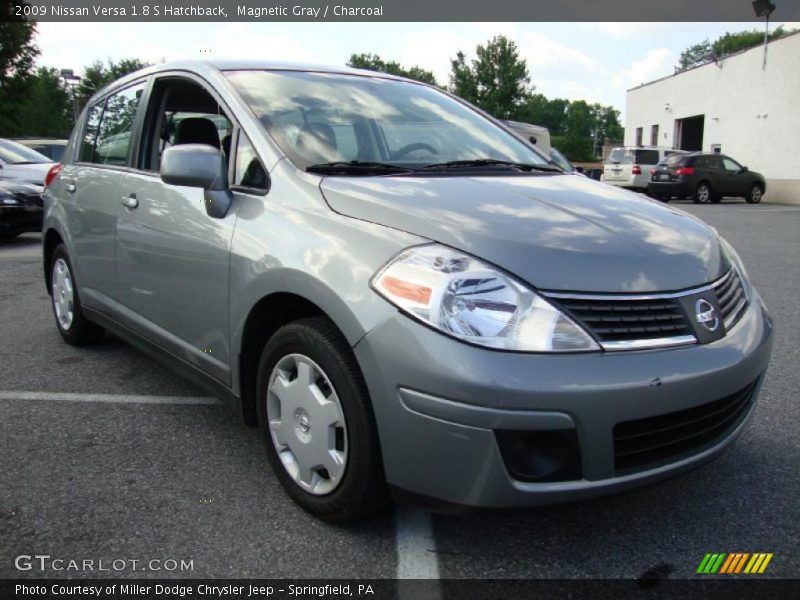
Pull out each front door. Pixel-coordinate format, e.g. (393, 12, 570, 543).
(115, 76, 237, 384)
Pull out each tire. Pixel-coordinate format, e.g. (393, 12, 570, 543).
(657, 195, 670, 203)
(746, 183, 764, 204)
(256, 316, 388, 522)
(693, 182, 713, 204)
(49, 244, 105, 346)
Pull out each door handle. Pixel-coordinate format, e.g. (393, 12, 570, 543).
(120, 194, 139, 209)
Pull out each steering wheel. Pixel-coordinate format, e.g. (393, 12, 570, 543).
(389, 142, 438, 160)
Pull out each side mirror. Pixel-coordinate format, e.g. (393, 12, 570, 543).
(161, 144, 232, 218)
(741, 166, 749, 172)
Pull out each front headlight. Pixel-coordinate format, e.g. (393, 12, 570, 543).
(371, 244, 599, 352)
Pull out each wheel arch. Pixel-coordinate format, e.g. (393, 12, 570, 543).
(43, 228, 65, 295)
(234, 270, 391, 427)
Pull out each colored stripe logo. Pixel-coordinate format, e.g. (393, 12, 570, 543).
(697, 553, 773, 574)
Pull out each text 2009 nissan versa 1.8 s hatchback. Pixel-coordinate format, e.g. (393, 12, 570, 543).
(43, 61, 773, 522)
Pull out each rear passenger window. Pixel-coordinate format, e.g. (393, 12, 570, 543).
(94, 83, 146, 166)
(79, 102, 105, 163)
(634, 149, 659, 165)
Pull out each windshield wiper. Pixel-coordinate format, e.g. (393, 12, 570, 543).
(418, 159, 562, 173)
(306, 161, 415, 175)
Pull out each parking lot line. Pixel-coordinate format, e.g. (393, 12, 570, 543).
(0, 390, 220, 405)
(396, 506, 441, 581)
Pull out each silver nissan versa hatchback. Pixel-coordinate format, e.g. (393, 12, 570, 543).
(43, 61, 773, 521)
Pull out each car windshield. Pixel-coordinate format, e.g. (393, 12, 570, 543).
(225, 70, 549, 171)
(549, 147, 573, 172)
(0, 139, 52, 165)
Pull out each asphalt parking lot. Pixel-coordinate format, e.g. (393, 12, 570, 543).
(1, 201, 798, 582)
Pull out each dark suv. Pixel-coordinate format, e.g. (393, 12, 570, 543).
(648, 152, 766, 204)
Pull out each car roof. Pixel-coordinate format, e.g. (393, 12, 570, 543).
(12, 138, 68, 144)
(90, 59, 414, 105)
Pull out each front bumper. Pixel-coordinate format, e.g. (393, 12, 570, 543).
(354, 296, 773, 508)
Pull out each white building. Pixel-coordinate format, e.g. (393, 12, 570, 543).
(625, 30, 800, 204)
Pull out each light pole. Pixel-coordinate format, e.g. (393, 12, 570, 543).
(59, 69, 81, 122)
(752, 0, 776, 70)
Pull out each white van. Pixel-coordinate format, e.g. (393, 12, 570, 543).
(601, 146, 685, 192)
(503, 120, 551, 154)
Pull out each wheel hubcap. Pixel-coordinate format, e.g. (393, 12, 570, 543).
(51, 258, 74, 331)
(698, 186, 710, 202)
(266, 354, 348, 495)
(752, 187, 762, 201)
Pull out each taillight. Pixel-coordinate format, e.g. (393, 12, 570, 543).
(675, 167, 695, 176)
(44, 163, 63, 188)
(632, 165, 642, 175)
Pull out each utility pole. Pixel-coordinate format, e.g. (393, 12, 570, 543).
(59, 69, 81, 122)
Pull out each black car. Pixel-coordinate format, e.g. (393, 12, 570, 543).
(0, 179, 44, 239)
(648, 152, 766, 204)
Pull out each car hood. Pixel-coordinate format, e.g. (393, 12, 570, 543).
(1, 163, 52, 185)
(320, 173, 727, 293)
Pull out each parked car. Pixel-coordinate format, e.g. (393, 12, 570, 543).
(43, 61, 772, 522)
(601, 146, 686, 192)
(13, 138, 68, 162)
(648, 152, 766, 204)
(0, 139, 54, 185)
(0, 179, 44, 239)
(503, 120, 551, 153)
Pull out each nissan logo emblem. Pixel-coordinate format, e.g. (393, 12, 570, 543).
(695, 299, 720, 332)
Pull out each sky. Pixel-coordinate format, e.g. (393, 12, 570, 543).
(33, 21, 798, 115)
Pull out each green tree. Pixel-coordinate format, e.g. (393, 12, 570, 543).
(347, 53, 438, 86)
(0, 3, 37, 82)
(519, 94, 569, 136)
(678, 40, 712, 70)
(678, 26, 794, 70)
(448, 51, 478, 105)
(0, 2, 39, 136)
(17, 67, 74, 137)
(449, 35, 532, 119)
(76, 58, 151, 109)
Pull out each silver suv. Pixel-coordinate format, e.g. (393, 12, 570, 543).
(43, 61, 773, 521)
(601, 146, 686, 192)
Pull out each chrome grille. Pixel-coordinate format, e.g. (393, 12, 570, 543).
(713, 268, 748, 329)
(550, 296, 691, 344)
(544, 268, 749, 351)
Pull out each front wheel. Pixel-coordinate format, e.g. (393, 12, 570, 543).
(49, 244, 105, 346)
(746, 183, 764, 204)
(256, 316, 388, 522)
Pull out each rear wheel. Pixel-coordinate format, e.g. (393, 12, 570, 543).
(49, 244, 105, 346)
(256, 316, 388, 522)
(746, 183, 763, 204)
(694, 182, 713, 204)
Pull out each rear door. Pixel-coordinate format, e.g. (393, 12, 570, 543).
(58, 81, 148, 305)
(705, 155, 726, 194)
